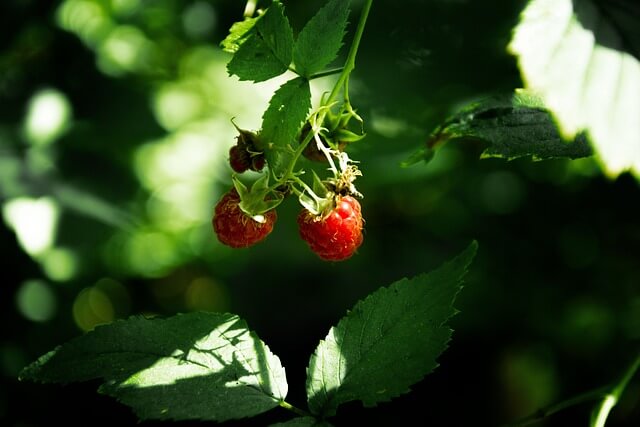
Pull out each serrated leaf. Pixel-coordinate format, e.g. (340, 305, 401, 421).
(220, 16, 260, 53)
(306, 241, 478, 417)
(262, 77, 311, 174)
(427, 91, 593, 161)
(20, 312, 288, 422)
(509, 0, 640, 177)
(227, 1, 294, 82)
(293, 0, 350, 77)
(270, 417, 334, 427)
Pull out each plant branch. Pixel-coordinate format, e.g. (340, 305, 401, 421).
(309, 67, 344, 80)
(501, 386, 609, 427)
(325, 0, 373, 106)
(590, 352, 640, 427)
(279, 400, 313, 418)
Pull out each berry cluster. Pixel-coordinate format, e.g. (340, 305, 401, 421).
(212, 123, 365, 262)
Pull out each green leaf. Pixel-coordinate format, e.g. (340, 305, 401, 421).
(306, 241, 478, 417)
(509, 0, 640, 177)
(427, 90, 593, 161)
(220, 16, 260, 53)
(270, 417, 334, 427)
(261, 77, 312, 174)
(20, 312, 288, 422)
(227, 1, 294, 82)
(293, 0, 351, 77)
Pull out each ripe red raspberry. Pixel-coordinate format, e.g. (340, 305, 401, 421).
(297, 196, 363, 261)
(213, 189, 276, 248)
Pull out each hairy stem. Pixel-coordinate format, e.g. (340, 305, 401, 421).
(591, 352, 640, 427)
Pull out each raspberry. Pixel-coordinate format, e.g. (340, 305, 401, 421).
(213, 189, 276, 248)
(229, 130, 265, 173)
(229, 145, 251, 173)
(297, 196, 363, 261)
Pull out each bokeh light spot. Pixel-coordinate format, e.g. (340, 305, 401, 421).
(2, 197, 60, 256)
(73, 286, 115, 331)
(40, 247, 79, 282)
(24, 88, 72, 146)
(153, 82, 206, 131)
(56, 0, 112, 47)
(98, 25, 154, 75)
(110, 0, 140, 16)
(182, 2, 217, 39)
(126, 231, 178, 277)
(15, 280, 57, 322)
(185, 277, 229, 312)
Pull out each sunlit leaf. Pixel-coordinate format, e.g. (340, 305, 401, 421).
(293, 0, 350, 77)
(220, 16, 260, 53)
(509, 0, 640, 177)
(306, 241, 478, 416)
(20, 312, 288, 422)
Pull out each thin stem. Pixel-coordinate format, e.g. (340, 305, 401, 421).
(591, 352, 640, 427)
(325, 0, 373, 106)
(275, 0, 373, 191)
(502, 386, 608, 427)
(309, 67, 344, 80)
(279, 400, 313, 418)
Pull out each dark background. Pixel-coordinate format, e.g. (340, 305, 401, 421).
(1, 0, 639, 426)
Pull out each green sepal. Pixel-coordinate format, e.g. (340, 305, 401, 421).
(233, 175, 283, 222)
(311, 170, 329, 198)
(333, 128, 366, 144)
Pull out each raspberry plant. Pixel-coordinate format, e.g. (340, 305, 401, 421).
(13, 0, 640, 426)
(212, 0, 370, 261)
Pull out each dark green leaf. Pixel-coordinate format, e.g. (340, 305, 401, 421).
(20, 312, 288, 422)
(509, 0, 640, 177)
(227, 1, 294, 82)
(426, 91, 593, 161)
(306, 241, 478, 417)
(293, 0, 350, 77)
(270, 417, 334, 427)
(261, 77, 311, 174)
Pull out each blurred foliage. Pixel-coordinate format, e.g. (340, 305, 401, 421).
(1, 0, 639, 426)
